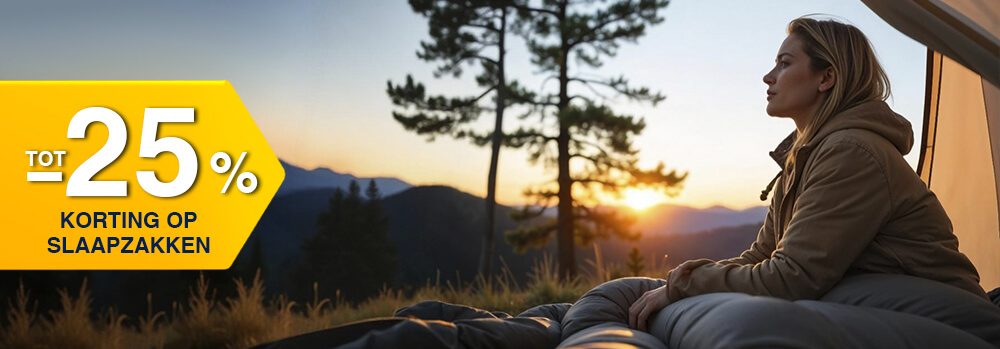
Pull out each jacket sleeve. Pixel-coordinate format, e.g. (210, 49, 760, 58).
(665, 141, 892, 302)
(718, 181, 780, 266)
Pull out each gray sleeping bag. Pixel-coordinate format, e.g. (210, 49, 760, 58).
(254, 273, 1000, 348)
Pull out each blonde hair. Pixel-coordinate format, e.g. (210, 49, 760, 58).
(783, 16, 891, 170)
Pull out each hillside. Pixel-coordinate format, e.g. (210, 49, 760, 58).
(240, 184, 762, 297)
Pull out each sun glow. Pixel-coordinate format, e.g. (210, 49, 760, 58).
(620, 188, 666, 211)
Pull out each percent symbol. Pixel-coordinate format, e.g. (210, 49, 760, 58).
(211, 152, 258, 194)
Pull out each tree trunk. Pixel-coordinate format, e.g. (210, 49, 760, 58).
(555, 0, 576, 279)
(478, 7, 507, 280)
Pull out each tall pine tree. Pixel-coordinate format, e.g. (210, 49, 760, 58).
(388, 0, 534, 278)
(505, 0, 686, 277)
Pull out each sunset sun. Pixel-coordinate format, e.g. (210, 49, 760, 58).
(621, 188, 665, 211)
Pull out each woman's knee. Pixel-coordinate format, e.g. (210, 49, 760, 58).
(588, 277, 665, 299)
(561, 277, 666, 337)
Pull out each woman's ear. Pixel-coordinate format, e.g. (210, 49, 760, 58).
(818, 66, 836, 92)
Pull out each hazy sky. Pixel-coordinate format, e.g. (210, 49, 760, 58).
(0, 0, 926, 209)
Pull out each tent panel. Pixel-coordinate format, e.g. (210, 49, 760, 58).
(861, 0, 1000, 88)
(939, 0, 999, 38)
(927, 54, 1000, 289)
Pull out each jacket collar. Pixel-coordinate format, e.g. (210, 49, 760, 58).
(769, 131, 797, 168)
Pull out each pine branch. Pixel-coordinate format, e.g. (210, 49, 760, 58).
(505, 219, 558, 253)
(569, 14, 634, 47)
(567, 94, 596, 104)
(568, 77, 665, 105)
(511, 3, 559, 17)
(571, 177, 620, 187)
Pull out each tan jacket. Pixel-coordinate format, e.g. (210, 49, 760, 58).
(665, 100, 988, 302)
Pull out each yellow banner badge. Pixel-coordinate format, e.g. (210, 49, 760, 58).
(0, 81, 284, 269)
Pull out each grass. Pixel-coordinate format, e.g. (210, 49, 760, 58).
(1, 281, 36, 349)
(0, 248, 660, 349)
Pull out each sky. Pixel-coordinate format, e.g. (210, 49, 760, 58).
(0, 0, 927, 210)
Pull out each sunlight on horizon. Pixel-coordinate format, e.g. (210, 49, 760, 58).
(619, 188, 668, 211)
(583, 186, 673, 212)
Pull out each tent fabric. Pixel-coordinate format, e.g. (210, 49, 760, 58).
(861, 0, 998, 87)
(919, 51, 1000, 290)
(939, 0, 999, 51)
(863, 0, 1000, 290)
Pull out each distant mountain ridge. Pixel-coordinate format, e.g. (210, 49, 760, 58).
(634, 204, 767, 236)
(277, 159, 412, 196)
(243, 181, 767, 296)
(275, 159, 767, 237)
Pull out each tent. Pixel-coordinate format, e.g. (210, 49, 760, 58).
(862, 0, 999, 290)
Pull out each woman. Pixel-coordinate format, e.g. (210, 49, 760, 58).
(627, 16, 988, 332)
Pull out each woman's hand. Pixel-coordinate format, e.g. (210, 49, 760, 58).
(628, 285, 670, 332)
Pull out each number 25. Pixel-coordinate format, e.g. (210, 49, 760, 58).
(66, 107, 198, 197)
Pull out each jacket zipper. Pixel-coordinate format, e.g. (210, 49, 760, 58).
(775, 146, 812, 239)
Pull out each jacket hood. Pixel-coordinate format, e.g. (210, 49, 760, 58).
(770, 100, 914, 168)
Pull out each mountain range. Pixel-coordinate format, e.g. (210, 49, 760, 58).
(276, 159, 412, 197)
(273, 160, 768, 236)
(634, 204, 768, 235)
(236, 161, 768, 295)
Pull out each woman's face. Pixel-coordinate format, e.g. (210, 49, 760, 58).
(763, 34, 829, 125)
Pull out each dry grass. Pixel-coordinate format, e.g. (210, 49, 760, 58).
(43, 279, 99, 348)
(0, 250, 657, 348)
(1, 281, 37, 349)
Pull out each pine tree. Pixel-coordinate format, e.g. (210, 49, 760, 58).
(292, 180, 397, 302)
(388, 0, 534, 279)
(626, 246, 644, 277)
(503, 0, 686, 278)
